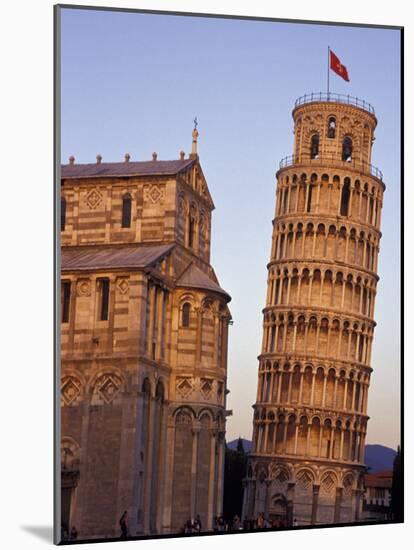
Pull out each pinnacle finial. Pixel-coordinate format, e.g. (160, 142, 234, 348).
(191, 116, 199, 158)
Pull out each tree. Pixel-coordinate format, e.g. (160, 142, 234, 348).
(223, 438, 248, 523)
(237, 438, 245, 453)
(390, 445, 403, 521)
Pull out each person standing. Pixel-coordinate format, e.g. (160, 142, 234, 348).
(194, 514, 202, 532)
(119, 511, 128, 539)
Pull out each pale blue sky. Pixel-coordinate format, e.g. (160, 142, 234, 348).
(60, 8, 401, 449)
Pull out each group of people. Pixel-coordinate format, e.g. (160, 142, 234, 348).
(118, 510, 297, 539)
(213, 514, 242, 532)
(63, 510, 297, 541)
(246, 513, 292, 529)
(60, 523, 78, 541)
(183, 514, 203, 533)
(183, 513, 297, 534)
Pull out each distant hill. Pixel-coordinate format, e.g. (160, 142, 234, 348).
(364, 444, 396, 473)
(227, 438, 252, 453)
(227, 439, 396, 473)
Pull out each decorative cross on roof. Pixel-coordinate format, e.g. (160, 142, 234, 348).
(193, 116, 198, 130)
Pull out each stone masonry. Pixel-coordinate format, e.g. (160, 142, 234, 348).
(60, 129, 231, 540)
(242, 93, 385, 526)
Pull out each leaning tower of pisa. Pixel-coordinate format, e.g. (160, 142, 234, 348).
(242, 93, 385, 527)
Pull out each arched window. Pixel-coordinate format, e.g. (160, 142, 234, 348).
(306, 184, 313, 212)
(182, 302, 191, 327)
(283, 188, 288, 213)
(97, 278, 110, 321)
(310, 134, 319, 159)
(61, 196, 66, 231)
(188, 211, 196, 248)
(327, 117, 336, 138)
(121, 193, 132, 228)
(340, 178, 351, 216)
(342, 136, 353, 161)
(61, 281, 71, 323)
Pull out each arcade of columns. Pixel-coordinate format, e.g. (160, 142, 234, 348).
(243, 95, 385, 526)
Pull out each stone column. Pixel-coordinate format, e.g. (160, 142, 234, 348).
(213, 312, 220, 367)
(316, 182, 322, 213)
(329, 426, 335, 459)
(337, 326, 342, 357)
(207, 430, 217, 530)
(339, 427, 345, 460)
(292, 322, 298, 351)
(298, 370, 304, 403)
(347, 331, 352, 360)
(287, 482, 295, 527)
(261, 322, 268, 354)
(272, 419, 278, 453)
(287, 275, 292, 303)
(311, 485, 320, 525)
(287, 371, 293, 402)
(196, 308, 203, 364)
(273, 324, 279, 353)
(146, 283, 156, 356)
(305, 183, 310, 215)
(282, 419, 288, 453)
(248, 480, 257, 521)
(294, 422, 299, 455)
(190, 425, 200, 520)
(353, 489, 363, 521)
(220, 316, 229, 371)
(327, 182, 332, 212)
(283, 232, 288, 258)
(143, 396, 155, 534)
(264, 480, 272, 520)
(333, 376, 338, 407)
(315, 322, 321, 355)
(308, 275, 313, 305)
(215, 431, 226, 517)
(306, 423, 311, 455)
(310, 371, 316, 405)
(334, 487, 343, 523)
(276, 371, 283, 403)
(318, 424, 323, 457)
(156, 287, 165, 361)
(269, 371, 275, 403)
(351, 381, 357, 411)
(341, 280, 346, 308)
(296, 276, 302, 302)
(304, 322, 309, 353)
(263, 422, 269, 452)
(355, 332, 361, 362)
(343, 378, 348, 409)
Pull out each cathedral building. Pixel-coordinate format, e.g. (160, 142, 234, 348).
(60, 128, 232, 539)
(242, 93, 385, 526)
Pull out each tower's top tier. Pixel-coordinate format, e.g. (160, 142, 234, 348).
(290, 92, 378, 171)
(294, 92, 376, 116)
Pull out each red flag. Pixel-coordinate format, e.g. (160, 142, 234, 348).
(330, 50, 350, 82)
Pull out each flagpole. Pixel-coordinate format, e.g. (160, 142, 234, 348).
(327, 46, 330, 98)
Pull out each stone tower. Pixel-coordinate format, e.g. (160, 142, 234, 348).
(242, 93, 385, 526)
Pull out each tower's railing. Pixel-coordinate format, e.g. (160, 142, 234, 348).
(294, 92, 375, 115)
(279, 153, 383, 181)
